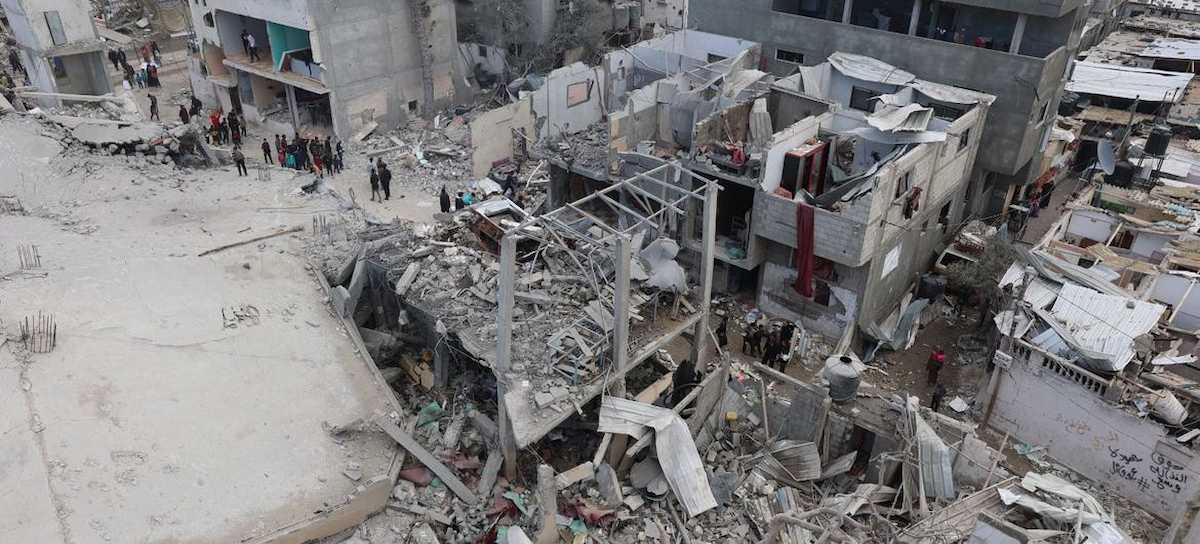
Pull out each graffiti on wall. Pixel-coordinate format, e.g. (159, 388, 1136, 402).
(1108, 446, 1190, 495)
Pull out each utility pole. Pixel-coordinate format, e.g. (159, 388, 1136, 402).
(981, 265, 1035, 426)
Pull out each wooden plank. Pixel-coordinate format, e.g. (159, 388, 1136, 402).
(375, 417, 477, 504)
(197, 225, 304, 257)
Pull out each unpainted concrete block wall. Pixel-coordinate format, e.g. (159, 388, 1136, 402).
(470, 97, 534, 177)
(531, 62, 606, 139)
(992, 351, 1200, 520)
(308, 0, 458, 138)
(8, 0, 98, 49)
(688, 0, 1076, 180)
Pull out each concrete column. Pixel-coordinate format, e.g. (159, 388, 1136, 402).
(927, 2, 939, 38)
(605, 233, 633, 465)
(495, 234, 519, 480)
(689, 179, 719, 366)
(842, 0, 854, 24)
(284, 84, 300, 134)
(1010, 14, 1027, 54)
(909, 0, 922, 35)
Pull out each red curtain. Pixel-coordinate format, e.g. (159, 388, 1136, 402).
(793, 202, 815, 298)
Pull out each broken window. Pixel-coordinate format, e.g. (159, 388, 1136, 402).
(478, 45, 488, 57)
(958, 128, 971, 152)
(408, 100, 418, 113)
(203, 12, 214, 27)
(566, 81, 592, 108)
(51, 57, 67, 79)
(848, 86, 881, 112)
(44, 11, 67, 46)
(928, 102, 964, 120)
(775, 48, 804, 64)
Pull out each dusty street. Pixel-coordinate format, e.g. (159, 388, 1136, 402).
(0, 114, 404, 543)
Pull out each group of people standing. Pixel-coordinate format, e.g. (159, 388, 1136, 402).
(369, 159, 393, 201)
(269, 134, 343, 178)
(110, 42, 162, 91)
(740, 318, 797, 372)
(207, 109, 246, 146)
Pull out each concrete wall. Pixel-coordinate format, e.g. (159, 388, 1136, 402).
(4, 0, 97, 50)
(1066, 208, 1120, 243)
(204, 0, 312, 31)
(642, 0, 687, 29)
(53, 51, 109, 95)
(1131, 230, 1175, 260)
(689, 0, 1075, 180)
(991, 347, 1200, 520)
(308, 0, 457, 138)
(531, 62, 606, 139)
(470, 97, 535, 177)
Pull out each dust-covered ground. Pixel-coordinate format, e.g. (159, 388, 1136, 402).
(0, 113, 408, 543)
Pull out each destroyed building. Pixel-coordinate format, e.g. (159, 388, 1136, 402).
(514, 47, 992, 343)
(185, 0, 458, 139)
(688, 0, 1088, 219)
(466, 28, 759, 178)
(977, 181, 1200, 528)
(0, 0, 112, 107)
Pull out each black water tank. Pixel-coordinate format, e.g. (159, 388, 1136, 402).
(1058, 92, 1080, 116)
(1110, 160, 1135, 187)
(1147, 125, 1171, 156)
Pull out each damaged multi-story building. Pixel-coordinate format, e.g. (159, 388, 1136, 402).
(0, 0, 112, 106)
(184, 0, 458, 139)
(475, 33, 992, 341)
(689, 0, 1087, 217)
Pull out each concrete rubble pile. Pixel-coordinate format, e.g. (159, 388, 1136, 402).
(541, 123, 610, 175)
(39, 114, 210, 167)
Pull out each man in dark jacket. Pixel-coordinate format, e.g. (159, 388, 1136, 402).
(379, 165, 392, 200)
(178, 104, 190, 125)
(261, 138, 273, 164)
(439, 185, 451, 213)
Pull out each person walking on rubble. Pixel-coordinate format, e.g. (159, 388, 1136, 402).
(716, 316, 728, 352)
(369, 166, 381, 202)
(232, 146, 248, 177)
(930, 383, 946, 413)
(148, 94, 159, 121)
(379, 164, 392, 200)
(926, 346, 945, 386)
(261, 138, 273, 165)
(454, 191, 466, 211)
(178, 104, 190, 125)
(762, 328, 781, 370)
(439, 185, 451, 213)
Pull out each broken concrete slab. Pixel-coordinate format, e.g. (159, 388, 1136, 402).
(556, 461, 596, 490)
(395, 262, 421, 297)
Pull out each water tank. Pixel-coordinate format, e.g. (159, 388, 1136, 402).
(1057, 92, 1080, 116)
(1109, 160, 1135, 187)
(1147, 125, 1171, 156)
(824, 356, 861, 403)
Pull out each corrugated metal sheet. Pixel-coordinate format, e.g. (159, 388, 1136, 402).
(1142, 38, 1200, 60)
(1067, 62, 1193, 101)
(998, 264, 1060, 309)
(866, 104, 934, 133)
(1047, 283, 1165, 372)
(597, 396, 717, 516)
(913, 411, 955, 500)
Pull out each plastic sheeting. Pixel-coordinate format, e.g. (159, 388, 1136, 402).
(640, 238, 687, 293)
(1067, 62, 1194, 102)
